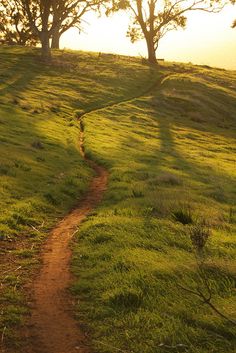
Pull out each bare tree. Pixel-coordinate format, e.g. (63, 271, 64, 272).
(108, 0, 226, 64)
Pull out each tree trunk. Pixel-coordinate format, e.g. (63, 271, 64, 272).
(146, 36, 157, 64)
(51, 30, 61, 49)
(40, 31, 51, 61)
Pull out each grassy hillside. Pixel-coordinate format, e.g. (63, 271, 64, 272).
(0, 47, 235, 352)
(72, 64, 236, 352)
(0, 46, 157, 348)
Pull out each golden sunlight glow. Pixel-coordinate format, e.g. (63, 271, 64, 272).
(61, 5, 236, 70)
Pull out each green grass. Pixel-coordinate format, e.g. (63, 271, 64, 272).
(0, 46, 158, 348)
(0, 47, 235, 352)
(0, 46, 158, 241)
(72, 64, 236, 353)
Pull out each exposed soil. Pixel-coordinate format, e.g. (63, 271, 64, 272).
(25, 127, 108, 353)
(4, 79, 164, 353)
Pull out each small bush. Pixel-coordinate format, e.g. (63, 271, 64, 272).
(172, 206, 193, 225)
(190, 222, 211, 253)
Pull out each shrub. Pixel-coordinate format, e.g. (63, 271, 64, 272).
(190, 222, 211, 253)
(172, 206, 193, 225)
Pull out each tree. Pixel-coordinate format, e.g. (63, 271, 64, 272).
(22, 0, 100, 59)
(108, 0, 226, 64)
(230, 0, 235, 27)
(51, 0, 89, 49)
(0, 0, 38, 45)
(22, 0, 53, 60)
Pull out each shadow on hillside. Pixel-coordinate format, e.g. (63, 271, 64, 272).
(98, 80, 236, 208)
(145, 82, 236, 204)
(156, 116, 235, 193)
(0, 48, 161, 237)
(0, 50, 43, 98)
(150, 78, 236, 140)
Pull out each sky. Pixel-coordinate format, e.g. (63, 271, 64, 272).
(61, 5, 236, 70)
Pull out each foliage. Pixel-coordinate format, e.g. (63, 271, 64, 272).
(108, 0, 226, 63)
(50, 0, 98, 49)
(0, 0, 38, 45)
(22, 0, 103, 56)
(190, 221, 211, 253)
(172, 206, 193, 224)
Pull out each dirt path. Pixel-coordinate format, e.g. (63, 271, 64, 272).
(27, 126, 108, 353)
(23, 77, 165, 353)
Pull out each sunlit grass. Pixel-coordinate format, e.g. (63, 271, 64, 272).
(0, 46, 157, 348)
(72, 65, 236, 353)
(0, 46, 235, 352)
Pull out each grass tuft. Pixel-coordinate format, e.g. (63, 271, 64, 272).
(172, 206, 193, 225)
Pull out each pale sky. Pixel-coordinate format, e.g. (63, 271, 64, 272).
(61, 5, 236, 70)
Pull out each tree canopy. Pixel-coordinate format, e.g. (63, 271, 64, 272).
(0, 0, 38, 45)
(0, 0, 232, 62)
(107, 0, 226, 63)
(50, 0, 93, 49)
(21, 0, 99, 59)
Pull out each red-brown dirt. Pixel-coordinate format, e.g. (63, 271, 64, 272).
(25, 129, 108, 353)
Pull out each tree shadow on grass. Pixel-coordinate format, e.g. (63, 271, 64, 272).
(0, 48, 43, 98)
(89, 77, 236, 211)
(151, 74, 236, 140)
(146, 79, 236, 204)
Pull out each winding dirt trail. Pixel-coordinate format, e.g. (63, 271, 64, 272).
(27, 125, 108, 353)
(25, 76, 165, 353)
